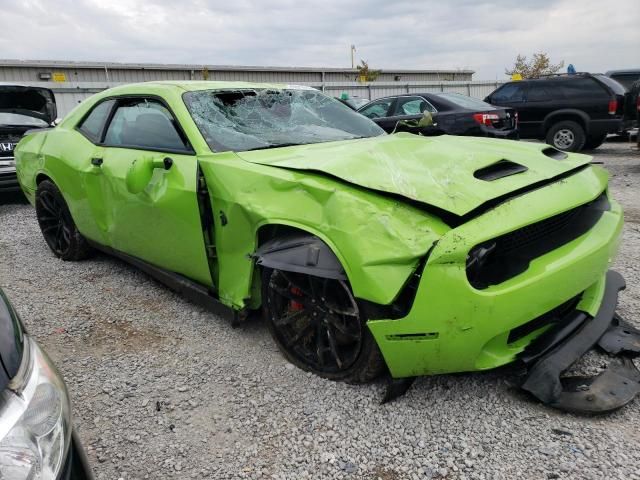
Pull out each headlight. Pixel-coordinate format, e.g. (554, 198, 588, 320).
(0, 335, 71, 479)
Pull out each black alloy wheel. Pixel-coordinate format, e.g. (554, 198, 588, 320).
(35, 180, 92, 260)
(263, 268, 383, 382)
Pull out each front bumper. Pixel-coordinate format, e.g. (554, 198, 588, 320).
(368, 166, 623, 378)
(0, 158, 20, 191)
(517, 270, 640, 413)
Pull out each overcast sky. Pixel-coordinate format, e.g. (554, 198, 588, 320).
(1, 0, 638, 79)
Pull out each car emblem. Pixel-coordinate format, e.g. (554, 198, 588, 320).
(0, 142, 15, 152)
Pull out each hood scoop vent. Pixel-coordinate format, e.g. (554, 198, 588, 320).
(474, 160, 528, 181)
(542, 147, 568, 160)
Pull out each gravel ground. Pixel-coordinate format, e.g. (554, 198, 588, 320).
(1, 141, 639, 480)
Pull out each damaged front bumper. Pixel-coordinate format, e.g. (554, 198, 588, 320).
(382, 270, 640, 414)
(518, 270, 640, 414)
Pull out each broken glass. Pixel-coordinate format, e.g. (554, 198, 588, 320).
(183, 88, 385, 152)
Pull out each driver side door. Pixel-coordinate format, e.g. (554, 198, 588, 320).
(357, 98, 397, 132)
(96, 97, 213, 287)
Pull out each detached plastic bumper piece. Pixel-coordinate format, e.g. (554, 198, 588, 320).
(518, 270, 640, 414)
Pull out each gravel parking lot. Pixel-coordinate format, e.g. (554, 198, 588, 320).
(1, 141, 639, 480)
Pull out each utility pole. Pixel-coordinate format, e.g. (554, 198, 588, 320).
(351, 45, 356, 69)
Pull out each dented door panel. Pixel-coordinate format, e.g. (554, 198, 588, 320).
(99, 148, 213, 286)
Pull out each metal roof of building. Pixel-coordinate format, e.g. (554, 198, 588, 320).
(0, 59, 474, 75)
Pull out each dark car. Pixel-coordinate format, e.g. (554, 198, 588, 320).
(605, 68, 640, 90)
(0, 289, 93, 479)
(1, 85, 57, 192)
(485, 73, 625, 152)
(622, 79, 640, 129)
(357, 92, 518, 139)
(605, 70, 640, 137)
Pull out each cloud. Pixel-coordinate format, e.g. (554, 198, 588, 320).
(0, 0, 637, 79)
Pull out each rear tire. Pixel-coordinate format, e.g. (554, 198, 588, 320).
(35, 180, 93, 261)
(545, 120, 586, 152)
(583, 134, 607, 150)
(262, 268, 384, 383)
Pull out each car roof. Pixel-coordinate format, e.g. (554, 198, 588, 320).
(59, 80, 322, 127)
(102, 80, 307, 95)
(526, 73, 596, 82)
(358, 92, 450, 107)
(605, 69, 640, 76)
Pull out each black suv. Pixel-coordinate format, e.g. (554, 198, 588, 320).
(485, 73, 625, 151)
(622, 79, 640, 129)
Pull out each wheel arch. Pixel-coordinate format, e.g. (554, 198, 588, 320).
(255, 223, 349, 281)
(35, 172, 53, 185)
(542, 110, 590, 134)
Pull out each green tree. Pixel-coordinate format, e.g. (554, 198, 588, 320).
(202, 66, 210, 80)
(505, 53, 565, 79)
(356, 60, 381, 82)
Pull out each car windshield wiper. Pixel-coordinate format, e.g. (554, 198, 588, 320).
(245, 135, 377, 151)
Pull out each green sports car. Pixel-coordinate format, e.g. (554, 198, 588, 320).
(14, 81, 640, 413)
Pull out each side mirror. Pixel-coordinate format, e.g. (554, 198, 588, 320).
(125, 157, 173, 194)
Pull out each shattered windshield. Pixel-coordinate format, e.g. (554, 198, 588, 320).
(183, 88, 385, 152)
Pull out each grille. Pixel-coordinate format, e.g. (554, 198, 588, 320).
(498, 207, 580, 255)
(467, 191, 610, 289)
(0, 147, 16, 158)
(0, 133, 20, 158)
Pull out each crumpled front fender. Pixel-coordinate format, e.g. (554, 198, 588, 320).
(198, 153, 448, 309)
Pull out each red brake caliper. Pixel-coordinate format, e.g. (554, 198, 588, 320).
(289, 287, 304, 311)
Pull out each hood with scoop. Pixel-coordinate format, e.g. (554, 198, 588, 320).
(0, 84, 57, 125)
(236, 133, 591, 218)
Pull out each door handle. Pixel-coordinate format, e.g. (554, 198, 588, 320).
(91, 157, 103, 167)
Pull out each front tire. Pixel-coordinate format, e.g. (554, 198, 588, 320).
(545, 120, 586, 152)
(262, 268, 384, 383)
(35, 180, 92, 260)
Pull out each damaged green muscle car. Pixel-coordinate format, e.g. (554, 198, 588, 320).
(14, 82, 640, 413)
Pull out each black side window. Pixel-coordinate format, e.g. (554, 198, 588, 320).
(104, 98, 190, 152)
(359, 98, 394, 119)
(527, 82, 562, 102)
(560, 78, 607, 99)
(394, 96, 437, 115)
(78, 100, 116, 141)
(491, 83, 526, 103)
